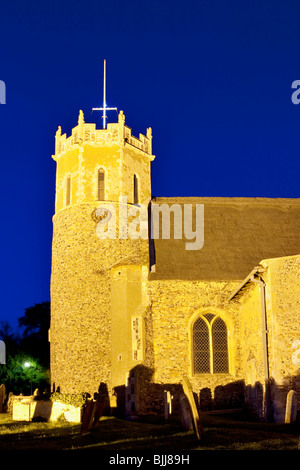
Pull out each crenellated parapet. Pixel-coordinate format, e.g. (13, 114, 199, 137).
(53, 110, 153, 160)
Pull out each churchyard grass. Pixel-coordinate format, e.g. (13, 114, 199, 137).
(0, 412, 298, 451)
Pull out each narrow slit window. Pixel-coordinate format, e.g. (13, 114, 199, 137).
(66, 175, 71, 206)
(98, 169, 105, 201)
(133, 174, 139, 204)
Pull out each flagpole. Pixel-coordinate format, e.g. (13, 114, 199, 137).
(92, 60, 117, 129)
(103, 59, 106, 129)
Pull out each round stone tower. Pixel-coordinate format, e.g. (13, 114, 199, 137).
(50, 109, 155, 405)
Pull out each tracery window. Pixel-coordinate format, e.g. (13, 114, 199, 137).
(193, 313, 229, 374)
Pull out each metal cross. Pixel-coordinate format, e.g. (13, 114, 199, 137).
(92, 59, 117, 129)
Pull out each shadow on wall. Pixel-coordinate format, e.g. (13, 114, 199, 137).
(113, 366, 247, 418)
(113, 365, 185, 418)
(112, 365, 300, 423)
(200, 381, 246, 411)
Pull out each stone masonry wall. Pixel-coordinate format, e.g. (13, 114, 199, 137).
(50, 203, 148, 397)
(234, 283, 266, 419)
(146, 280, 243, 405)
(262, 255, 300, 422)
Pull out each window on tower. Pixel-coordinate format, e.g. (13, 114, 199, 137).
(192, 313, 229, 374)
(133, 174, 139, 204)
(66, 175, 71, 206)
(98, 169, 105, 201)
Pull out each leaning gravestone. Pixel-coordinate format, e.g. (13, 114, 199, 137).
(80, 399, 96, 436)
(182, 376, 203, 440)
(284, 390, 297, 424)
(0, 384, 6, 413)
(164, 390, 173, 420)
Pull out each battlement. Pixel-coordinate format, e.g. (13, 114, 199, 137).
(52, 110, 153, 160)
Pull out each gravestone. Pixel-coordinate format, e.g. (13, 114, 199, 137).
(0, 341, 5, 364)
(182, 376, 203, 440)
(91, 394, 107, 429)
(164, 390, 173, 420)
(0, 384, 6, 412)
(180, 395, 193, 430)
(7, 392, 13, 413)
(80, 399, 96, 435)
(284, 390, 297, 423)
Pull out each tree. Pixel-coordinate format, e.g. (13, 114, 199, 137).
(0, 321, 19, 355)
(18, 301, 50, 367)
(18, 302, 50, 337)
(0, 302, 51, 395)
(0, 353, 48, 395)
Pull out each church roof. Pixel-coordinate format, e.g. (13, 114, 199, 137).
(149, 197, 300, 281)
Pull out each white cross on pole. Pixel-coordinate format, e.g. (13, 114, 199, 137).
(92, 60, 117, 129)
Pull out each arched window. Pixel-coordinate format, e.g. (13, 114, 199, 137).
(193, 313, 228, 374)
(98, 169, 105, 201)
(212, 317, 229, 373)
(193, 317, 210, 373)
(133, 174, 139, 204)
(66, 175, 71, 206)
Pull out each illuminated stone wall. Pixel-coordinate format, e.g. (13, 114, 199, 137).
(238, 285, 265, 383)
(262, 255, 300, 422)
(232, 283, 266, 418)
(226, 255, 300, 421)
(110, 265, 150, 390)
(145, 258, 300, 421)
(147, 280, 242, 394)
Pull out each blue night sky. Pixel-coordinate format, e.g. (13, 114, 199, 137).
(0, 0, 300, 330)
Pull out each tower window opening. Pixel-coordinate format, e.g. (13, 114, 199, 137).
(193, 313, 229, 374)
(133, 174, 139, 204)
(66, 175, 71, 206)
(98, 169, 105, 201)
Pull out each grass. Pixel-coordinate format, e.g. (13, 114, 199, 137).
(0, 412, 299, 452)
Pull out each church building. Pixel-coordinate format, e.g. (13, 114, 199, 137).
(49, 104, 300, 423)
